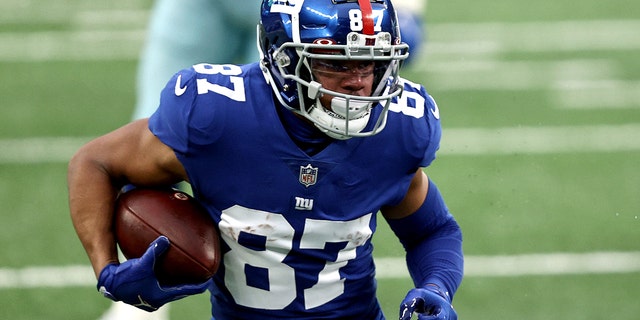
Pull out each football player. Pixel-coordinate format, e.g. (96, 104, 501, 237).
(69, 1, 462, 319)
(113, 1, 427, 318)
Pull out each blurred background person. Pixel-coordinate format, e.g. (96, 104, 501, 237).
(132, 0, 263, 121)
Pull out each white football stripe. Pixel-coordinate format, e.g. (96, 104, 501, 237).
(439, 123, 640, 155)
(1, 20, 639, 61)
(3, 124, 639, 164)
(2, 251, 640, 289)
(376, 251, 640, 278)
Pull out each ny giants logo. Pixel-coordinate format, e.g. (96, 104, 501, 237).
(270, 0, 303, 13)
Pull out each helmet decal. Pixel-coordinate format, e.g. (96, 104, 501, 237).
(269, 0, 304, 14)
(269, 0, 304, 42)
(357, 0, 375, 35)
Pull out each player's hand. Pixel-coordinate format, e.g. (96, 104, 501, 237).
(399, 285, 457, 320)
(96, 236, 210, 312)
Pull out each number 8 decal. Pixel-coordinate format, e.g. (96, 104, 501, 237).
(220, 206, 296, 309)
(219, 205, 372, 310)
(348, 9, 383, 32)
(390, 79, 426, 119)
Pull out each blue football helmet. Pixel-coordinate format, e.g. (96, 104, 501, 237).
(258, 0, 409, 139)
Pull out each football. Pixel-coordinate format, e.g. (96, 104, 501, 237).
(114, 187, 221, 286)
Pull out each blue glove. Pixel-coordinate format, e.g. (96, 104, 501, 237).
(399, 285, 457, 320)
(97, 236, 210, 312)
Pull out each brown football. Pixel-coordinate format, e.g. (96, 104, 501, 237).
(114, 187, 221, 286)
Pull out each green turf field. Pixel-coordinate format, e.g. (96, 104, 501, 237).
(1, 0, 639, 319)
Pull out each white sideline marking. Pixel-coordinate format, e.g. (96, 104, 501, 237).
(554, 80, 640, 109)
(414, 21, 640, 109)
(0, 30, 146, 62)
(426, 20, 640, 55)
(3, 124, 638, 164)
(440, 123, 640, 155)
(377, 251, 640, 278)
(0, 265, 95, 289)
(1, 20, 639, 61)
(422, 58, 620, 91)
(2, 252, 639, 289)
(0, 137, 92, 164)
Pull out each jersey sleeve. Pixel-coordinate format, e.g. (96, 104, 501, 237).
(148, 68, 200, 155)
(420, 93, 442, 168)
(150, 63, 251, 155)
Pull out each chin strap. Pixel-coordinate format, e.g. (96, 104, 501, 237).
(330, 96, 372, 119)
(307, 101, 371, 140)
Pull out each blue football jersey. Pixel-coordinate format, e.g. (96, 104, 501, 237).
(149, 62, 442, 319)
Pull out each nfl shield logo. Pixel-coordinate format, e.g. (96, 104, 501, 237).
(299, 164, 318, 187)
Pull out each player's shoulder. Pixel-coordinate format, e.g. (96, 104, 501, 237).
(166, 62, 267, 108)
(391, 77, 440, 125)
(385, 77, 442, 167)
(153, 63, 268, 148)
(399, 77, 435, 105)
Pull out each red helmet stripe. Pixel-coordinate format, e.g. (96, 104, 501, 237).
(357, 0, 375, 35)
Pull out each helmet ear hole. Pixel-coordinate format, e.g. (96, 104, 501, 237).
(274, 51, 292, 67)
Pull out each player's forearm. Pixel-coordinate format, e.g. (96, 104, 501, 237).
(405, 221, 463, 297)
(385, 179, 464, 297)
(68, 145, 120, 278)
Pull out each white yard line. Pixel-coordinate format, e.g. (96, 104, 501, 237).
(439, 123, 640, 155)
(2, 124, 639, 164)
(0, 265, 96, 289)
(554, 80, 640, 109)
(376, 251, 640, 279)
(417, 21, 640, 110)
(0, 0, 150, 24)
(0, 30, 146, 62)
(425, 20, 640, 55)
(2, 251, 639, 289)
(421, 58, 621, 91)
(0, 136, 92, 164)
(1, 19, 637, 109)
(1, 20, 638, 61)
